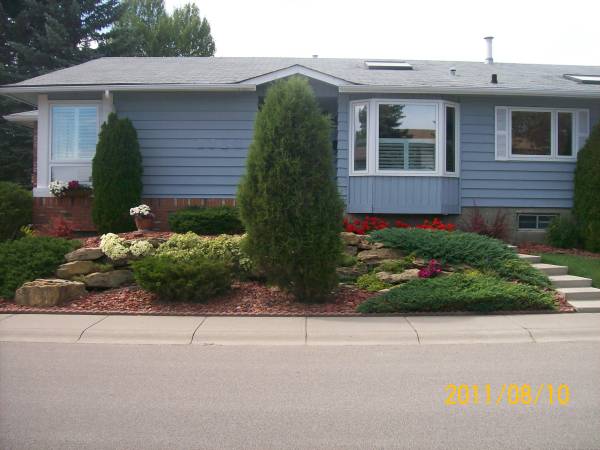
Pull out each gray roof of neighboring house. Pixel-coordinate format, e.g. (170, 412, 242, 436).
(2, 57, 600, 97)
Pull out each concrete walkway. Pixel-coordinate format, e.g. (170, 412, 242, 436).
(1, 313, 599, 345)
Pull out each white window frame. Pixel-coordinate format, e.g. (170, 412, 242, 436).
(48, 100, 101, 186)
(349, 98, 460, 177)
(505, 106, 586, 161)
(350, 101, 369, 174)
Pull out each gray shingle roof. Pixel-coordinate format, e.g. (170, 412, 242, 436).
(5, 57, 600, 95)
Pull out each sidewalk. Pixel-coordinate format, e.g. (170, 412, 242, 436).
(1, 313, 599, 345)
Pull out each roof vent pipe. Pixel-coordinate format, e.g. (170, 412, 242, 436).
(484, 36, 494, 64)
(450, 67, 456, 76)
(491, 74, 498, 84)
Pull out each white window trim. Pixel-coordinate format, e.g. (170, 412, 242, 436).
(503, 106, 587, 162)
(35, 93, 112, 197)
(48, 100, 101, 186)
(349, 99, 460, 177)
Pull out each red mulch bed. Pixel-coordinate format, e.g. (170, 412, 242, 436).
(0, 283, 573, 315)
(518, 242, 600, 258)
(0, 283, 374, 316)
(80, 231, 174, 248)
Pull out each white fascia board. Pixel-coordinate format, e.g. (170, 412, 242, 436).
(241, 65, 352, 87)
(3, 110, 38, 124)
(0, 83, 257, 95)
(338, 85, 600, 98)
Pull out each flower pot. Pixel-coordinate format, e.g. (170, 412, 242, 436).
(134, 215, 154, 231)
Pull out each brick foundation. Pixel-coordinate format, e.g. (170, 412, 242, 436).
(33, 196, 237, 233)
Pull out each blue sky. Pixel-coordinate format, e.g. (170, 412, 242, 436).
(164, 0, 599, 66)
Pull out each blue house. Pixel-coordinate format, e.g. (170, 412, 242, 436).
(2, 49, 600, 241)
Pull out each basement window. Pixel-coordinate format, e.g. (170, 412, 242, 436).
(518, 214, 558, 230)
(365, 61, 413, 70)
(564, 74, 600, 85)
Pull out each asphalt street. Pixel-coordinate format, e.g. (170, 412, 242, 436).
(1, 341, 599, 449)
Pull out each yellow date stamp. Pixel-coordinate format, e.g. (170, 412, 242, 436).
(444, 384, 570, 406)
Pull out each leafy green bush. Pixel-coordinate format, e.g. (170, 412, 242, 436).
(0, 237, 79, 298)
(376, 255, 415, 274)
(356, 272, 391, 292)
(546, 217, 581, 249)
(338, 253, 358, 267)
(237, 77, 344, 302)
(132, 255, 231, 302)
(369, 228, 549, 287)
(168, 206, 244, 235)
(0, 181, 32, 241)
(92, 113, 143, 233)
(574, 122, 600, 252)
(357, 272, 556, 313)
(156, 232, 252, 274)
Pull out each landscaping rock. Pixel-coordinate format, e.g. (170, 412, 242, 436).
(376, 268, 420, 284)
(65, 247, 103, 262)
(14, 279, 86, 307)
(344, 245, 358, 256)
(357, 248, 403, 264)
(340, 232, 361, 246)
(336, 265, 368, 282)
(83, 270, 134, 289)
(56, 261, 99, 279)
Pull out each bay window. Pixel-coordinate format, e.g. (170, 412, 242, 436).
(350, 99, 459, 176)
(495, 107, 589, 161)
(49, 103, 100, 183)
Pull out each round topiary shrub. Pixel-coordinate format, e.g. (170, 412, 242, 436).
(574, 122, 600, 252)
(0, 181, 33, 241)
(168, 206, 244, 235)
(237, 76, 344, 302)
(131, 254, 231, 302)
(92, 113, 143, 233)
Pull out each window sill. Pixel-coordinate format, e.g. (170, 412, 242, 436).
(501, 157, 577, 163)
(350, 172, 459, 177)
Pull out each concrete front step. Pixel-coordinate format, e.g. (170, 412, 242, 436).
(532, 263, 568, 276)
(518, 254, 541, 263)
(556, 287, 600, 301)
(549, 275, 593, 288)
(569, 300, 600, 313)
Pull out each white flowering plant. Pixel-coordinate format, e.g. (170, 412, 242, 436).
(49, 181, 68, 197)
(49, 180, 92, 198)
(129, 204, 153, 217)
(99, 233, 155, 260)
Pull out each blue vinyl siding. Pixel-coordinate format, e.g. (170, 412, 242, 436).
(114, 91, 257, 198)
(347, 177, 459, 214)
(460, 96, 600, 208)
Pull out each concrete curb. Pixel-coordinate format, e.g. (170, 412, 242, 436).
(1, 313, 598, 346)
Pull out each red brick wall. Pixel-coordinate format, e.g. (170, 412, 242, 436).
(33, 196, 237, 233)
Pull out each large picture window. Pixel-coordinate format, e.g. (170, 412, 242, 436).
(349, 99, 459, 176)
(378, 104, 436, 171)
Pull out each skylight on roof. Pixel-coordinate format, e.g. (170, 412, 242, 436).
(564, 74, 600, 85)
(365, 61, 413, 70)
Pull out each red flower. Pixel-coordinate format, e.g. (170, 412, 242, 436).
(67, 180, 80, 190)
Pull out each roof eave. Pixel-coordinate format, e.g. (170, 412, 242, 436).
(339, 85, 600, 98)
(0, 83, 257, 94)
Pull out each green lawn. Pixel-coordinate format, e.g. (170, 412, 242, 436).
(541, 253, 600, 288)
